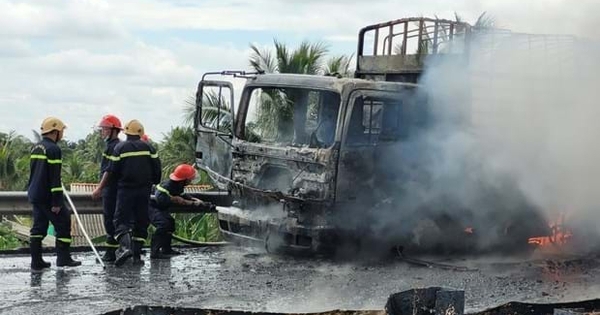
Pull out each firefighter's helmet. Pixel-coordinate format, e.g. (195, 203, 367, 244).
(40, 117, 67, 135)
(97, 114, 123, 130)
(124, 119, 144, 136)
(169, 164, 197, 181)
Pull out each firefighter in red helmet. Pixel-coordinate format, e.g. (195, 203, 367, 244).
(149, 164, 212, 259)
(92, 114, 122, 263)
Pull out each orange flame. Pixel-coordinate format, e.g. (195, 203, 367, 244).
(528, 213, 572, 247)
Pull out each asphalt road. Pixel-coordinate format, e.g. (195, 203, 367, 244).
(0, 246, 599, 315)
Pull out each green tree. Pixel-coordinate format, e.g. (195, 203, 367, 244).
(158, 126, 196, 178)
(325, 54, 354, 77)
(455, 11, 495, 29)
(0, 131, 32, 191)
(249, 40, 331, 140)
(183, 90, 232, 132)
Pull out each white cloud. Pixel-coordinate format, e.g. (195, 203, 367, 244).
(1, 0, 598, 143)
(0, 39, 33, 57)
(0, 0, 126, 39)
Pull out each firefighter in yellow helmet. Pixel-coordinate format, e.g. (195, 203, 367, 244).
(27, 117, 81, 270)
(106, 119, 162, 266)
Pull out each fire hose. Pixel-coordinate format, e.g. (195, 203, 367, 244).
(170, 233, 229, 247)
(63, 185, 105, 269)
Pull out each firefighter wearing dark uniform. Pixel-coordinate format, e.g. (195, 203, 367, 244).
(27, 117, 81, 270)
(91, 114, 122, 262)
(150, 164, 206, 259)
(109, 119, 161, 266)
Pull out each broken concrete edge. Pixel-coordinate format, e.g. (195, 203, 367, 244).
(474, 299, 600, 315)
(99, 298, 600, 315)
(385, 287, 465, 315)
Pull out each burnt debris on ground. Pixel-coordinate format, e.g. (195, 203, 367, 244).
(0, 246, 599, 315)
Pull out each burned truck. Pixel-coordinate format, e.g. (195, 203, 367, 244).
(194, 17, 551, 256)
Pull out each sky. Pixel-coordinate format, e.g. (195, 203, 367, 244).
(1, 0, 599, 142)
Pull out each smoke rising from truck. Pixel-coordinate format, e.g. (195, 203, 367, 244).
(416, 31, 600, 253)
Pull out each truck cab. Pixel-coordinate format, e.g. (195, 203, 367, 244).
(194, 17, 549, 256)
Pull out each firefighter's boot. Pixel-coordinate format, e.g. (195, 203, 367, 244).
(162, 234, 182, 256)
(30, 238, 51, 270)
(100, 248, 116, 263)
(132, 239, 145, 265)
(114, 232, 133, 267)
(100, 236, 118, 262)
(56, 240, 81, 267)
(150, 233, 167, 259)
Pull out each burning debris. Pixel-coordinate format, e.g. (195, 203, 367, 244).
(528, 214, 573, 250)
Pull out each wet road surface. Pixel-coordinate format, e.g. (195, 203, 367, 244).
(1, 246, 599, 315)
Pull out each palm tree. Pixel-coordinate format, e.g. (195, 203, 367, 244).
(0, 131, 31, 190)
(249, 40, 331, 141)
(249, 40, 329, 75)
(325, 54, 354, 77)
(183, 91, 232, 132)
(455, 11, 495, 29)
(158, 126, 196, 178)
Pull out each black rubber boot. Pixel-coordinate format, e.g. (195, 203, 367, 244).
(132, 240, 145, 265)
(150, 233, 167, 259)
(30, 238, 51, 270)
(114, 232, 133, 267)
(100, 236, 118, 262)
(101, 248, 117, 262)
(56, 240, 82, 267)
(162, 234, 182, 256)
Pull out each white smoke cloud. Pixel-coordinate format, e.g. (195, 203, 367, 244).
(420, 28, 600, 252)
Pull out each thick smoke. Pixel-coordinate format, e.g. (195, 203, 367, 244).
(415, 29, 600, 253)
(334, 25, 600, 256)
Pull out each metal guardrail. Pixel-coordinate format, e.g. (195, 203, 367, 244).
(0, 191, 231, 215)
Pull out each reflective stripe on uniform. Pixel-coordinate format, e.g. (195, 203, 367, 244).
(57, 237, 72, 243)
(120, 151, 151, 158)
(30, 234, 45, 239)
(155, 184, 171, 196)
(30, 154, 62, 164)
(102, 153, 120, 161)
(51, 187, 63, 192)
(104, 243, 119, 248)
(132, 237, 146, 242)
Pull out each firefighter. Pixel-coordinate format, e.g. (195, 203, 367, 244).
(27, 117, 81, 270)
(108, 119, 161, 266)
(150, 164, 209, 259)
(91, 114, 122, 262)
